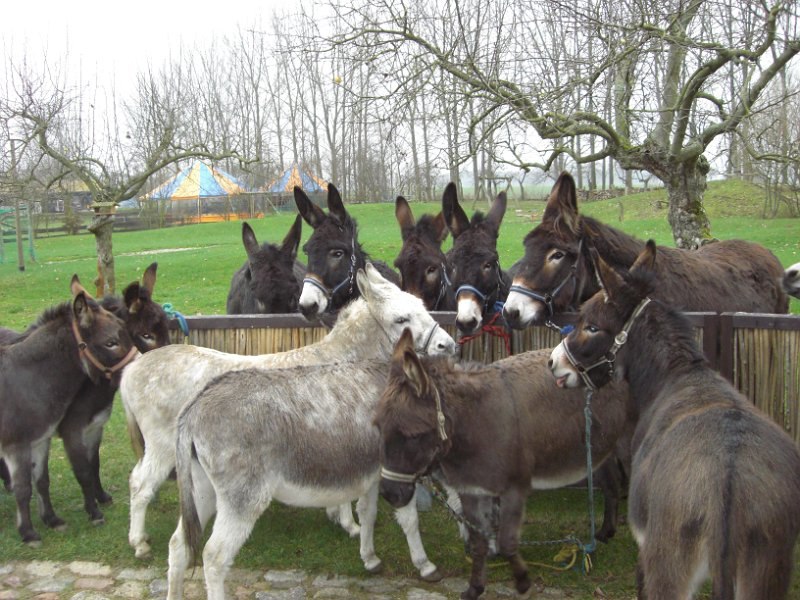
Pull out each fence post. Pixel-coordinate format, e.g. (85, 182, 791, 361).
(718, 313, 735, 383)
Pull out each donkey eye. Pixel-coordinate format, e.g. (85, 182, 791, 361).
(551, 251, 565, 261)
(141, 333, 154, 340)
(584, 324, 600, 334)
(426, 266, 438, 275)
(331, 249, 344, 259)
(105, 340, 119, 348)
(482, 262, 493, 271)
(395, 316, 410, 325)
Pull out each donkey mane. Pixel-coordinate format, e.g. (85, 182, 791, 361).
(32, 302, 73, 328)
(411, 214, 445, 244)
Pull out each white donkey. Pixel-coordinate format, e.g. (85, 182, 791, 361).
(784, 261, 800, 299)
(120, 263, 455, 560)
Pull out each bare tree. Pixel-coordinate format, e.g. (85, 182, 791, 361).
(327, 0, 800, 248)
(1, 54, 249, 294)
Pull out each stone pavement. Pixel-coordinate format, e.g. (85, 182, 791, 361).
(0, 560, 574, 599)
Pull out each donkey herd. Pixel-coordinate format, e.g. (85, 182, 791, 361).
(1, 172, 800, 599)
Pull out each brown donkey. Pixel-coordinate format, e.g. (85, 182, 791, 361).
(550, 241, 800, 599)
(503, 172, 788, 329)
(375, 329, 629, 599)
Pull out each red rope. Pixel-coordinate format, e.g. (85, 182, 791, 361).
(457, 311, 512, 355)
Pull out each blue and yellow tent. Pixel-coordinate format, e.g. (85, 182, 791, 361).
(146, 161, 250, 200)
(265, 164, 328, 194)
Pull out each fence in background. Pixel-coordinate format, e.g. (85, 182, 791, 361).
(168, 311, 800, 444)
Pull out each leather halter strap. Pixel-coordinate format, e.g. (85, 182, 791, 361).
(562, 296, 652, 390)
(455, 261, 504, 315)
(71, 318, 138, 380)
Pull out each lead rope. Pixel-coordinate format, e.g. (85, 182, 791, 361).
(162, 302, 190, 343)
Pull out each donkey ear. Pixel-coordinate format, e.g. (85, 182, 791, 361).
(72, 290, 95, 328)
(543, 172, 580, 235)
(592, 249, 624, 302)
(326, 183, 349, 225)
(70, 274, 91, 299)
(395, 196, 415, 240)
(442, 182, 470, 239)
(432, 212, 449, 244)
(294, 186, 326, 229)
(241, 222, 261, 261)
(281, 215, 303, 259)
(124, 282, 143, 313)
(356, 265, 373, 303)
(393, 328, 429, 396)
(485, 191, 507, 234)
(630, 240, 657, 276)
(141, 262, 158, 294)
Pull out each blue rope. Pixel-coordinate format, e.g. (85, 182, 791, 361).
(162, 302, 190, 339)
(582, 388, 597, 559)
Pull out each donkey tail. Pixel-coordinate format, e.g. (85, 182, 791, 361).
(708, 471, 736, 600)
(175, 411, 203, 565)
(124, 409, 146, 460)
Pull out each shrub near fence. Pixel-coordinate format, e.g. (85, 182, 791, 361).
(168, 311, 800, 443)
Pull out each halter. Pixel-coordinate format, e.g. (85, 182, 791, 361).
(71, 318, 139, 381)
(302, 237, 358, 311)
(380, 385, 449, 484)
(562, 297, 651, 390)
(455, 261, 504, 316)
(508, 239, 584, 332)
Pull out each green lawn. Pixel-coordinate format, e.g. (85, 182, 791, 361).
(0, 179, 798, 598)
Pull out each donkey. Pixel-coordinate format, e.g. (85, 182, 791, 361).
(0, 264, 169, 523)
(503, 171, 788, 329)
(294, 183, 401, 320)
(120, 263, 455, 559)
(394, 195, 455, 311)
(0, 276, 137, 545)
(226, 217, 307, 314)
(442, 182, 516, 335)
(549, 241, 800, 599)
(374, 329, 629, 600)
(784, 261, 800, 299)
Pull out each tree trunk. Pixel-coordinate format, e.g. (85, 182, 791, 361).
(665, 158, 712, 250)
(88, 215, 115, 296)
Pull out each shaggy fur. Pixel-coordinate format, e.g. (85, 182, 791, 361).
(226, 218, 307, 314)
(375, 330, 630, 599)
(120, 263, 455, 559)
(784, 261, 800, 299)
(550, 242, 800, 599)
(503, 172, 789, 330)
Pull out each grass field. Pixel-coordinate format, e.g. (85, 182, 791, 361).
(0, 178, 798, 598)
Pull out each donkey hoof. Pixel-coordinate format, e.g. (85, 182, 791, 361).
(515, 575, 532, 594)
(461, 586, 484, 600)
(134, 543, 152, 560)
(53, 523, 68, 532)
(97, 491, 113, 505)
(91, 517, 106, 526)
(420, 568, 443, 583)
(364, 559, 382, 574)
(25, 538, 43, 549)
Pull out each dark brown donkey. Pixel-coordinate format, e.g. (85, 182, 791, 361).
(226, 218, 307, 314)
(442, 182, 516, 335)
(394, 196, 455, 311)
(375, 329, 629, 600)
(0, 276, 137, 545)
(0, 264, 168, 525)
(503, 171, 788, 330)
(294, 183, 400, 320)
(549, 241, 800, 599)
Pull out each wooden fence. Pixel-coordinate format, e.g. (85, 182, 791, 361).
(167, 311, 800, 443)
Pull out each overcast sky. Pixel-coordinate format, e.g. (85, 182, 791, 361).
(2, 0, 295, 92)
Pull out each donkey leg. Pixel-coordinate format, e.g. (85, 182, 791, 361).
(60, 425, 104, 524)
(6, 449, 41, 544)
(460, 494, 491, 600)
(639, 540, 698, 600)
(85, 406, 113, 504)
(325, 502, 360, 537)
(734, 538, 795, 600)
(393, 497, 440, 581)
(31, 438, 66, 531)
(167, 470, 217, 600)
(202, 501, 260, 600)
(129, 445, 175, 558)
(355, 482, 382, 573)
(0, 459, 11, 492)
(496, 489, 530, 595)
(595, 459, 623, 543)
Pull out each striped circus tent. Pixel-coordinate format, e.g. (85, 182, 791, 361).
(145, 161, 249, 200)
(265, 164, 328, 193)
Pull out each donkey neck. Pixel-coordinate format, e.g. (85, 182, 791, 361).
(582, 216, 645, 271)
(618, 304, 708, 415)
(313, 299, 396, 360)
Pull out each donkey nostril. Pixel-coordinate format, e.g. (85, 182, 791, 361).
(548, 358, 554, 369)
